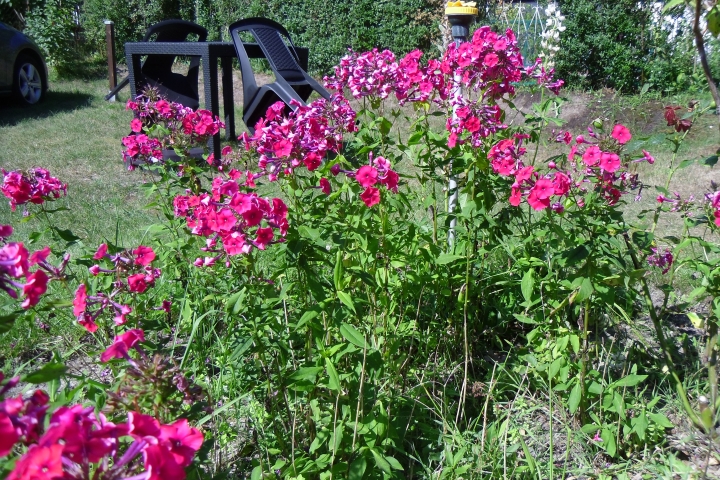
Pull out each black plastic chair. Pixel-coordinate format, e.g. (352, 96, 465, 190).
(228, 18, 331, 132)
(106, 19, 208, 108)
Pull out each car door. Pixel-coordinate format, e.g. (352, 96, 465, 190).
(0, 23, 13, 90)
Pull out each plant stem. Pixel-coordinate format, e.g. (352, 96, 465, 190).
(623, 233, 703, 430)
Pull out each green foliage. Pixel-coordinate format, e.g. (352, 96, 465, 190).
(555, 0, 652, 93)
(23, 0, 77, 69)
(194, 0, 444, 74)
(80, 0, 195, 65)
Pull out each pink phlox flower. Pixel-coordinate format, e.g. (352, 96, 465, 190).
(356, 165, 379, 188)
(100, 329, 145, 362)
(319, 178, 331, 195)
(611, 124, 632, 144)
(582, 146, 601, 167)
(360, 187, 381, 207)
(599, 152, 621, 173)
(21, 269, 48, 309)
(132, 246, 155, 266)
(28, 247, 51, 266)
(93, 244, 108, 260)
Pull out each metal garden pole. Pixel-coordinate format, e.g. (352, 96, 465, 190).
(445, 3, 477, 248)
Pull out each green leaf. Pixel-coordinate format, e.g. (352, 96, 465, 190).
(570, 334, 580, 354)
(436, 253, 464, 265)
(601, 428, 617, 457)
(548, 357, 563, 380)
(229, 337, 254, 363)
(0, 312, 19, 334)
(648, 412, 674, 428)
(325, 358, 341, 392)
(708, 6, 720, 37)
(568, 382, 582, 414)
(662, 0, 686, 12)
(24, 362, 66, 384)
(687, 312, 704, 329)
(521, 269, 534, 303)
(702, 155, 718, 167)
(251, 466, 262, 480)
(610, 374, 647, 389)
(349, 457, 367, 480)
(296, 308, 320, 330)
(337, 291, 356, 313)
(371, 448, 392, 474)
(385, 455, 404, 471)
(289, 367, 324, 382)
(575, 277, 594, 302)
(633, 411, 648, 440)
(54, 228, 80, 244)
(340, 323, 367, 348)
(613, 391, 627, 420)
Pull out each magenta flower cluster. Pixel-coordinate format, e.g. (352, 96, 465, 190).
(1, 168, 67, 212)
(123, 95, 224, 168)
(173, 174, 289, 262)
(241, 95, 357, 181)
(0, 226, 67, 310)
(0, 371, 203, 480)
(73, 244, 162, 333)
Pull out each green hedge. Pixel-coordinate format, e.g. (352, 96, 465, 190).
(554, 0, 652, 93)
(80, 0, 446, 75)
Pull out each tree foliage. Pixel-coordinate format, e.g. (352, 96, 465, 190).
(555, 0, 651, 93)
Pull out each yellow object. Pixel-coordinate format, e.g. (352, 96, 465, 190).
(445, 5, 478, 15)
(445, 1, 477, 15)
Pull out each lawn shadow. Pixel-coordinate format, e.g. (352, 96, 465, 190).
(0, 90, 94, 127)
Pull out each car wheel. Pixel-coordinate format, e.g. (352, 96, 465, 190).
(12, 54, 45, 105)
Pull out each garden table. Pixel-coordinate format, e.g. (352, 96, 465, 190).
(124, 41, 309, 159)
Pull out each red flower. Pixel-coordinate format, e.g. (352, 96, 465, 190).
(21, 269, 48, 309)
(159, 418, 204, 467)
(127, 273, 149, 293)
(611, 124, 631, 144)
(273, 139, 293, 158)
(380, 170, 399, 193)
(78, 314, 98, 333)
(356, 166, 379, 188)
(93, 244, 108, 260)
(360, 187, 380, 207)
(7, 444, 64, 480)
(254, 227, 274, 250)
(131, 118, 143, 133)
(0, 412, 18, 457)
(599, 152, 620, 173)
(28, 247, 50, 266)
(132, 245, 155, 266)
(100, 329, 145, 362)
(319, 178, 331, 195)
(72, 284, 87, 317)
(582, 146, 601, 166)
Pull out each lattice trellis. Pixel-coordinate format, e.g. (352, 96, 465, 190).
(493, 1, 547, 65)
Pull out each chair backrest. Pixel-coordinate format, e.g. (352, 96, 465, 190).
(229, 18, 306, 83)
(141, 19, 208, 80)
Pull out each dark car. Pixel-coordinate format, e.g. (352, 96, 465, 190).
(0, 21, 48, 105)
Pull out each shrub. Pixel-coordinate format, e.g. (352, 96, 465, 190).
(555, 0, 651, 93)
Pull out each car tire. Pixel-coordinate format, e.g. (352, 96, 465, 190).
(12, 54, 45, 106)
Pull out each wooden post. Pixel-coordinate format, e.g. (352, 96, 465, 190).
(105, 20, 117, 101)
